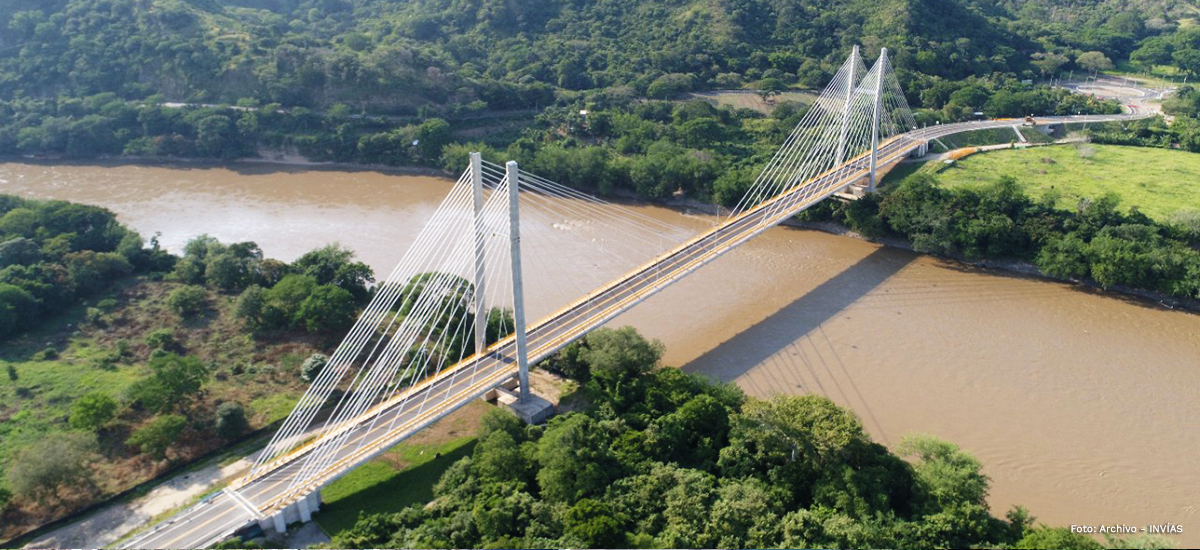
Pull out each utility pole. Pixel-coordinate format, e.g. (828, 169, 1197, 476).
(506, 161, 531, 402)
(470, 152, 487, 358)
(868, 47, 886, 192)
(835, 45, 859, 165)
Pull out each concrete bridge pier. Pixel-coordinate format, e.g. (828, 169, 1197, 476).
(259, 490, 323, 536)
(910, 140, 929, 157)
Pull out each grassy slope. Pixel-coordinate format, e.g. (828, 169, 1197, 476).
(314, 400, 489, 538)
(935, 143, 1200, 220)
(0, 277, 317, 540)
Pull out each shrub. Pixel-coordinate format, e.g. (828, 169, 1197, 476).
(167, 285, 207, 317)
(301, 353, 328, 383)
(127, 414, 187, 459)
(144, 328, 178, 351)
(69, 391, 118, 431)
(215, 402, 248, 439)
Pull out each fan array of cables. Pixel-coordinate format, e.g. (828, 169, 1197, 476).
(246, 159, 694, 484)
(731, 47, 916, 226)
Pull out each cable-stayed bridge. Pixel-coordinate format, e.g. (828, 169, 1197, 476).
(120, 47, 1144, 549)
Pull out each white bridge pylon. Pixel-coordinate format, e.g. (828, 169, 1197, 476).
(234, 44, 914, 521)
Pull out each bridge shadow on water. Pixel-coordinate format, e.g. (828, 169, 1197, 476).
(680, 245, 916, 443)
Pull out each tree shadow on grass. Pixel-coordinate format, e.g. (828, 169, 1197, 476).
(314, 439, 477, 537)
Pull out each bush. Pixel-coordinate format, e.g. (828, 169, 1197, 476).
(167, 285, 207, 317)
(127, 414, 187, 459)
(144, 328, 178, 351)
(69, 391, 118, 431)
(215, 402, 248, 439)
(301, 353, 328, 383)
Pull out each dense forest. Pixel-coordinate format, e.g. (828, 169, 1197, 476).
(0, 0, 1182, 182)
(305, 326, 1147, 550)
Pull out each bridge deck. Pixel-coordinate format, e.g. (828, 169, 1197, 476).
(119, 113, 1143, 549)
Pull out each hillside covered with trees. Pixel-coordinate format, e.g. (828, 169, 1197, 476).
(0, 0, 1175, 183)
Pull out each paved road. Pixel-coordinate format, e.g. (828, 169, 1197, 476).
(119, 112, 1145, 549)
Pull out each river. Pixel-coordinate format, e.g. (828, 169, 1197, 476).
(3, 160, 1197, 545)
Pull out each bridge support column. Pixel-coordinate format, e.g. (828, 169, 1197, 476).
(271, 511, 286, 534)
(298, 495, 312, 522)
(471, 152, 488, 356)
(868, 47, 887, 192)
(507, 161, 531, 403)
(306, 491, 321, 515)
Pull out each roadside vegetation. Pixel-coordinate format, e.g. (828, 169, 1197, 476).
(316, 326, 1164, 550)
(0, 195, 375, 541)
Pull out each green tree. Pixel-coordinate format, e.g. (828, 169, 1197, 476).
(415, 118, 452, 161)
(292, 244, 373, 301)
(535, 413, 618, 502)
(1030, 52, 1069, 76)
(576, 326, 664, 407)
(897, 434, 990, 510)
(756, 77, 787, 103)
(196, 115, 239, 159)
(127, 414, 187, 459)
(215, 401, 248, 439)
(6, 432, 97, 503)
(69, 391, 118, 431)
(235, 284, 268, 329)
(1172, 48, 1200, 77)
(297, 284, 357, 333)
(264, 274, 318, 328)
(62, 250, 132, 294)
(204, 252, 251, 291)
(129, 353, 210, 413)
(167, 285, 207, 317)
(0, 282, 39, 338)
(1076, 51, 1114, 73)
(1015, 525, 1103, 549)
(565, 499, 626, 548)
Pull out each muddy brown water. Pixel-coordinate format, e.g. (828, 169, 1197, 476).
(3, 161, 1197, 544)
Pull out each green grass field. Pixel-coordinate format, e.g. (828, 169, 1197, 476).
(935, 143, 1200, 221)
(314, 400, 488, 538)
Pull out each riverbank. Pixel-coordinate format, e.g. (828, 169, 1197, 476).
(659, 195, 1200, 315)
(788, 219, 1200, 314)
